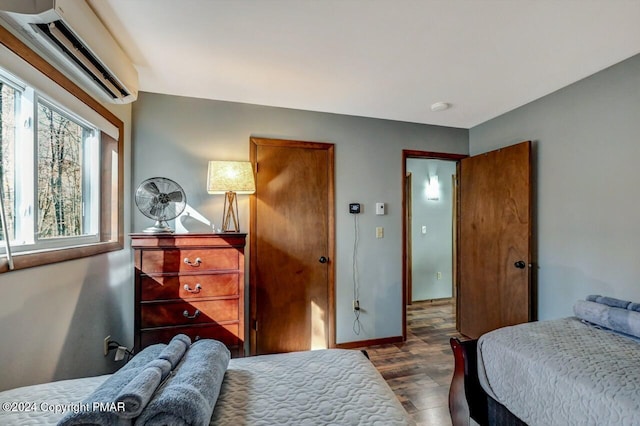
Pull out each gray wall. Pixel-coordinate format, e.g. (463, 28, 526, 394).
(132, 93, 468, 344)
(470, 53, 640, 320)
(0, 103, 133, 392)
(407, 158, 456, 301)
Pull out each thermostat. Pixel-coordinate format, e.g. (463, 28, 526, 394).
(349, 203, 361, 214)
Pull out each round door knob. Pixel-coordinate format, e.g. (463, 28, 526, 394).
(319, 256, 328, 264)
(514, 260, 526, 269)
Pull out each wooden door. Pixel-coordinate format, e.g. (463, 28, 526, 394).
(458, 141, 531, 339)
(250, 137, 334, 355)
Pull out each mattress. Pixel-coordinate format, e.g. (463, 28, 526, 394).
(0, 375, 110, 425)
(477, 317, 640, 426)
(0, 349, 413, 425)
(211, 349, 412, 425)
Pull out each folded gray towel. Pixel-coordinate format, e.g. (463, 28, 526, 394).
(58, 344, 166, 426)
(574, 300, 609, 326)
(157, 334, 191, 369)
(575, 300, 640, 339)
(134, 339, 230, 426)
(628, 303, 640, 312)
(115, 359, 172, 419)
(586, 294, 632, 309)
(608, 306, 640, 339)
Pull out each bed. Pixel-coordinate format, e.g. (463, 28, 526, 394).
(0, 348, 414, 425)
(449, 297, 640, 426)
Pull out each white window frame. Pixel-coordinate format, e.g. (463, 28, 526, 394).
(1, 71, 102, 254)
(0, 26, 123, 273)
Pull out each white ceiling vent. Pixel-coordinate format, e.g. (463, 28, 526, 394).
(0, 0, 138, 103)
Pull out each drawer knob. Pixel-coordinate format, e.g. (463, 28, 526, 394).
(183, 257, 202, 267)
(183, 309, 201, 319)
(183, 283, 202, 293)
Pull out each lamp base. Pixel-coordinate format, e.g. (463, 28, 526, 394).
(221, 191, 240, 232)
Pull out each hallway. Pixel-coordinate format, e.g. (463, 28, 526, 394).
(362, 300, 462, 425)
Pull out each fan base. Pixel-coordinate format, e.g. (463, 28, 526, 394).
(142, 220, 174, 234)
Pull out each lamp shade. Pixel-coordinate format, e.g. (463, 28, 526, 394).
(207, 161, 255, 195)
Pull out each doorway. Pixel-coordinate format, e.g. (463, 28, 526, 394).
(406, 158, 458, 301)
(402, 150, 466, 339)
(402, 143, 532, 340)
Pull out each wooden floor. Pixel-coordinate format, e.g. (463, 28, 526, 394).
(360, 299, 463, 426)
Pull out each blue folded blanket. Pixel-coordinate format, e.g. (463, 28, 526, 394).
(134, 339, 231, 426)
(574, 299, 640, 339)
(58, 344, 166, 426)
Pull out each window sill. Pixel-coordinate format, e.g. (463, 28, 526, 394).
(0, 241, 123, 273)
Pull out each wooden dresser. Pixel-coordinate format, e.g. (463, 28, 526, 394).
(131, 233, 246, 357)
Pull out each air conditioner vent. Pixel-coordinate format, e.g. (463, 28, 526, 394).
(32, 20, 129, 100)
(0, 0, 138, 104)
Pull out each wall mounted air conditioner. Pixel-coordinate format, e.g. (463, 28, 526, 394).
(0, 0, 138, 103)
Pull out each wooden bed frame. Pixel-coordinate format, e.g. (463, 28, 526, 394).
(449, 338, 527, 426)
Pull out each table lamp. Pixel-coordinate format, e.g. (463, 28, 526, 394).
(207, 160, 255, 232)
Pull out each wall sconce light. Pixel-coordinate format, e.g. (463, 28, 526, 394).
(425, 175, 440, 200)
(207, 160, 255, 232)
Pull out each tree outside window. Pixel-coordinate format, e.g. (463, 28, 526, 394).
(0, 72, 99, 251)
(0, 82, 16, 242)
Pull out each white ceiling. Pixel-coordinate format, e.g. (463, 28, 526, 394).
(88, 0, 640, 129)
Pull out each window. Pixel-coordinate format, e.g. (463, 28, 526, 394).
(1, 74, 101, 251)
(37, 99, 100, 242)
(0, 28, 123, 273)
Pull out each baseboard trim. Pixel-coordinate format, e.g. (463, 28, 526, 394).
(334, 335, 403, 349)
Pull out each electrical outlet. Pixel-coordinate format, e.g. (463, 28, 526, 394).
(352, 300, 360, 311)
(103, 335, 111, 356)
(437, 272, 442, 280)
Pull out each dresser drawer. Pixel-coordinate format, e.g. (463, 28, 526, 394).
(141, 299, 238, 328)
(140, 324, 240, 349)
(140, 273, 239, 301)
(140, 248, 239, 273)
